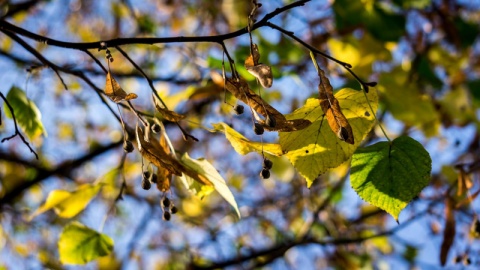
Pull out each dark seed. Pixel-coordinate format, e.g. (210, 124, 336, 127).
(234, 104, 244, 115)
(171, 206, 178, 214)
(151, 124, 161, 133)
(254, 123, 264, 135)
(143, 171, 151, 180)
(150, 173, 158, 183)
(162, 197, 171, 208)
(109, 57, 114, 62)
(263, 158, 273, 170)
(141, 178, 151, 190)
(464, 256, 471, 265)
(123, 140, 134, 153)
(163, 211, 171, 221)
(260, 168, 270, 179)
(265, 114, 276, 128)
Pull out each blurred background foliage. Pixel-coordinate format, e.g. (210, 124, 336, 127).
(1, 0, 480, 269)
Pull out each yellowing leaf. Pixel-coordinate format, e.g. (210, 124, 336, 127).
(211, 122, 283, 156)
(104, 72, 138, 103)
(179, 153, 240, 218)
(279, 88, 378, 187)
(5, 86, 47, 139)
(29, 184, 101, 220)
(58, 222, 114, 265)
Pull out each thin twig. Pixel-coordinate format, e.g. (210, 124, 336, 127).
(0, 92, 38, 159)
(1, 30, 68, 90)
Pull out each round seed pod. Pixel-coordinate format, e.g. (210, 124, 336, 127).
(163, 211, 171, 221)
(254, 123, 264, 135)
(151, 124, 161, 133)
(171, 206, 178, 214)
(109, 57, 114, 62)
(123, 140, 134, 153)
(141, 178, 151, 190)
(150, 173, 158, 184)
(162, 197, 171, 208)
(263, 158, 273, 170)
(260, 168, 270, 179)
(234, 104, 244, 115)
(265, 114, 276, 128)
(143, 171, 151, 180)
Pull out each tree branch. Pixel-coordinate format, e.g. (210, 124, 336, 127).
(0, 1, 311, 50)
(0, 140, 122, 207)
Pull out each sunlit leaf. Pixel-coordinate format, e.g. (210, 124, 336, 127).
(5, 86, 47, 139)
(58, 222, 113, 265)
(179, 153, 240, 218)
(350, 136, 432, 221)
(29, 184, 102, 220)
(104, 72, 137, 103)
(279, 88, 377, 187)
(211, 122, 283, 156)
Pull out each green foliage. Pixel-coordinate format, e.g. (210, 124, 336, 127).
(4, 86, 46, 139)
(279, 88, 378, 187)
(350, 136, 432, 220)
(58, 222, 114, 265)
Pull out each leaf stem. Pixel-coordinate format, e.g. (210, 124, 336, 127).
(362, 87, 391, 142)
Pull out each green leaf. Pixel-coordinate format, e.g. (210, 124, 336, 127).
(58, 222, 114, 265)
(4, 86, 47, 139)
(279, 88, 378, 187)
(29, 184, 101, 220)
(350, 136, 432, 221)
(211, 122, 283, 156)
(179, 153, 240, 218)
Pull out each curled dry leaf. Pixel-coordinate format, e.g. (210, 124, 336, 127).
(318, 67, 354, 144)
(104, 72, 138, 103)
(246, 64, 273, 88)
(222, 77, 310, 132)
(152, 95, 186, 122)
(245, 43, 273, 88)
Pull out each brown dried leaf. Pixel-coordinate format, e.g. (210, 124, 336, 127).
(440, 197, 456, 266)
(136, 125, 183, 176)
(156, 133, 172, 192)
(104, 72, 138, 103)
(224, 77, 310, 132)
(318, 68, 354, 144)
(246, 64, 273, 88)
(153, 96, 186, 122)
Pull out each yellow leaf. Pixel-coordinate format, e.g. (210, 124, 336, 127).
(104, 72, 138, 103)
(279, 88, 378, 187)
(211, 122, 283, 156)
(29, 184, 101, 220)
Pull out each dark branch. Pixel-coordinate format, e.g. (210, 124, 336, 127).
(0, 1, 311, 50)
(1, 0, 47, 19)
(0, 140, 122, 207)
